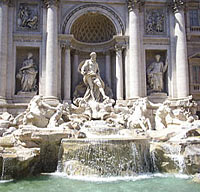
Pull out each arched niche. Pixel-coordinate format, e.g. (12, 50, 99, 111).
(61, 4, 125, 36)
(60, 4, 126, 100)
(70, 12, 117, 43)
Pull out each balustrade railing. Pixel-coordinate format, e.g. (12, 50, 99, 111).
(190, 26, 200, 32)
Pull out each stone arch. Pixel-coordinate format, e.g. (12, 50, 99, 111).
(61, 4, 125, 36)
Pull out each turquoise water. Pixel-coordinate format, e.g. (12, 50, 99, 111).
(0, 174, 200, 192)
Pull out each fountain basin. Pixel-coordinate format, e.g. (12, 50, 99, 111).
(58, 138, 151, 177)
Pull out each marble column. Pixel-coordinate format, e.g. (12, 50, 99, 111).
(171, 0, 189, 98)
(63, 42, 71, 102)
(40, 5, 47, 96)
(0, 0, 8, 103)
(115, 45, 123, 100)
(126, 0, 142, 99)
(44, 0, 59, 100)
(73, 51, 79, 88)
(105, 51, 112, 89)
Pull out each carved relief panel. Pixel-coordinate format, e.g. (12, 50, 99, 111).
(17, 2, 40, 31)
(145, 8, 166, 35)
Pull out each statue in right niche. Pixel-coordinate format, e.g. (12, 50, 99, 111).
(147, 54, 168, 93)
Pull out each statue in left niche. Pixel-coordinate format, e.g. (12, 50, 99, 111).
(17, 4, 38, 30)
(16, 52, 38, 93)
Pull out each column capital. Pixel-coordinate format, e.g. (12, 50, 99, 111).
(126, 0, 143, 12)
(42, 0, 60, 8)
(74, 50, 80, 55)
(105, 50, 111, 55)
(169, 0, 185, 13)
(115, 42, 127, 52)
(60, 40, 71, 50)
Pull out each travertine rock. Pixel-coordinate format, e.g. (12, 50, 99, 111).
(192, 174, 200, 183)
(0, 146, 40, 180)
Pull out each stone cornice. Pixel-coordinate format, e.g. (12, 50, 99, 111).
(58, 35, 128, 53)
(170, 0, 185, 13)
(126, 0, 143, 12)
(13, 33, 42, 42)
(42, 0, 60, 8)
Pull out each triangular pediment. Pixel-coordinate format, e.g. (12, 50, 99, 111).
(189, 53, 200, 59)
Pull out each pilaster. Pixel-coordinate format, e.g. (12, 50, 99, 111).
(0, 0, 9, 104)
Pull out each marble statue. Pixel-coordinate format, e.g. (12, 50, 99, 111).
(155, 98, 199, 130)
(16, 53, 38, 93)
(79, 52, 109, 102)
(155, 100, 172, 130)
(147, 54, 168, 92)
(126, 98, 152, 131)
(47, 104, 65, 128)
(14, 95, 56, 128)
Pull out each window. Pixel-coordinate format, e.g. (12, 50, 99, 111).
(189, 9, 200, 26)
(190, 64, 200, 93)
(192, 65, 200, 84)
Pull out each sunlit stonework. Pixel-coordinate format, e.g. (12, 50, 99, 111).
(0, 0, 200, 184)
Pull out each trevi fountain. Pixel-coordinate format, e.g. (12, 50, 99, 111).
(0, 0, 200, 192)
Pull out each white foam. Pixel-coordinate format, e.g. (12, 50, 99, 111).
(42, 172, 191, 182)
(153, 173, 191, 179)
(0, 179, 13, 184)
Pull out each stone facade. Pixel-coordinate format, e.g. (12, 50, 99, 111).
(0, 0, 200, 113)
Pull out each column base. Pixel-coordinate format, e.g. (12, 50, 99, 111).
(43, 96, 60, 106)
(63, 99, 72, 104)
(125, 97, 141, 100)
(148, 92, 168, 103)
(0, 96, 7, 105)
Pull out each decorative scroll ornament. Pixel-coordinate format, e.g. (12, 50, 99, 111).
(126, 0, 143, 12)
(43, 0, 60, 8)
(170, 0, 185, 13)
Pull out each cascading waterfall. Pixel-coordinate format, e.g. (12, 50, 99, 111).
(163, 143, 186, 173)
(57, 138, 151, 177)
(1, 158, 5, 180)
(150, 149, 159, 173)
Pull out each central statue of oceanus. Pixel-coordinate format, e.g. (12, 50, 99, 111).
(78, 52, 109, 102)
